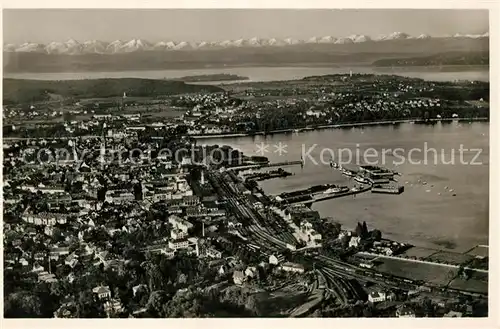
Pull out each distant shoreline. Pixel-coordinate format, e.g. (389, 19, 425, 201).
(2, 118, 488, 142)
(171, 73, 250, 82)
(3, 64, 489, 77)
(192, 117, 489, 140)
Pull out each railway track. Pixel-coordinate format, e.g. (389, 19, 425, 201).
(247, 225, 288, 251)
(318, 266, 364, 305)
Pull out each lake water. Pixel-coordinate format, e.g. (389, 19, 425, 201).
(201, 122, 489, 252)
(3, 66, 489, 82)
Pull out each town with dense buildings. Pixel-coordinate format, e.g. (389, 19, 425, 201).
(3, 73, 489, 318)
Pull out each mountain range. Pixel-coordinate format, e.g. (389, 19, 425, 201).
(3, 31, 489, 55)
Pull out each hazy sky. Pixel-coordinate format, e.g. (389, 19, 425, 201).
(3, 9, 489, 44)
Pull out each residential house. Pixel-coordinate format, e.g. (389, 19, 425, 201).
(50, 246, 70, 260)
(182, 195, 200, 207)
(19, 258, 29, 267)
(54, 301, 77, 318)
(38, 271, 58, 283)
(205, 247, 223, 259)
(386, 291, 397, 301)
(105, 259, 125, 272)
(444, 311, 463, 318)
(368, 291, 387, 303)
(32, 263, 45, 273)
(218, 265, 228, 275)
(92, 285, 111, 300)
(168, 215, 194, 233)
(67, 273, 76, 284)
(168, 205, 182, 214)
(65, 253, 79, 268)
(349, 236, 361, 248)
(104, 298, 124, 316)
(22, 209, 69, 226)
(171, 229, 188, 240)
(396, 306, 416, 318)
(269, 254, 285, 265)
(204, 125, 223, 135)
(132, 284, 148, 297)
(94, 250, 113, 267)
(245, 266, 258, 279)
(44, 226, 56, 236)
(233, 270, 246, 285)
(228, 221, 243, 229)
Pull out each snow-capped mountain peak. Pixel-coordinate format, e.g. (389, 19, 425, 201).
(219, 40, 233, 47)
(415, 34, 432, 39)
(307, 36, 320, 44)
(173, 41, 192, 50)
(348, 34, 372, 43)
(106, 40, 124, 54)
(3, 44, 17, 52)
(334, 37, 354, 44)
(121, 39, 153, 52)
(453, 32, 488, 39)
(284, 38, 302, 45)
(65, 38, 80, 46)
(319, 36, 336, 44)
(4, 32, 489, 55)
(374, 32, 410, 41)
(196, 41, 212, 49)
(267, 38, 286, 46)
(45, 41, 65, 54)
(15, 42, 47, 53)
(233, 39, 251, 47)
(154, 41, 177, 49)
(82, 40, 108, 54)
(248, 37, 264, 46)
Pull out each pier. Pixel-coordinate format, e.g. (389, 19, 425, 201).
(283, 186, 372, 206)
(243, 168, 293, 182)
(227, 160, 303, 171)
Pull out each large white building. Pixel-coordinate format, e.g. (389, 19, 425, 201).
(168, 215, 194, 233)
(168, 239, 189, 250)
(105, 190, 135, 204)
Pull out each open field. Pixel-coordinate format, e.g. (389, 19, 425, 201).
(466, 246, 489, 258)
(448, 272, 488, 294)
(426, 251, 475, 265)
(374, 257, 456, 286)
(400, 247, 438, 259)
